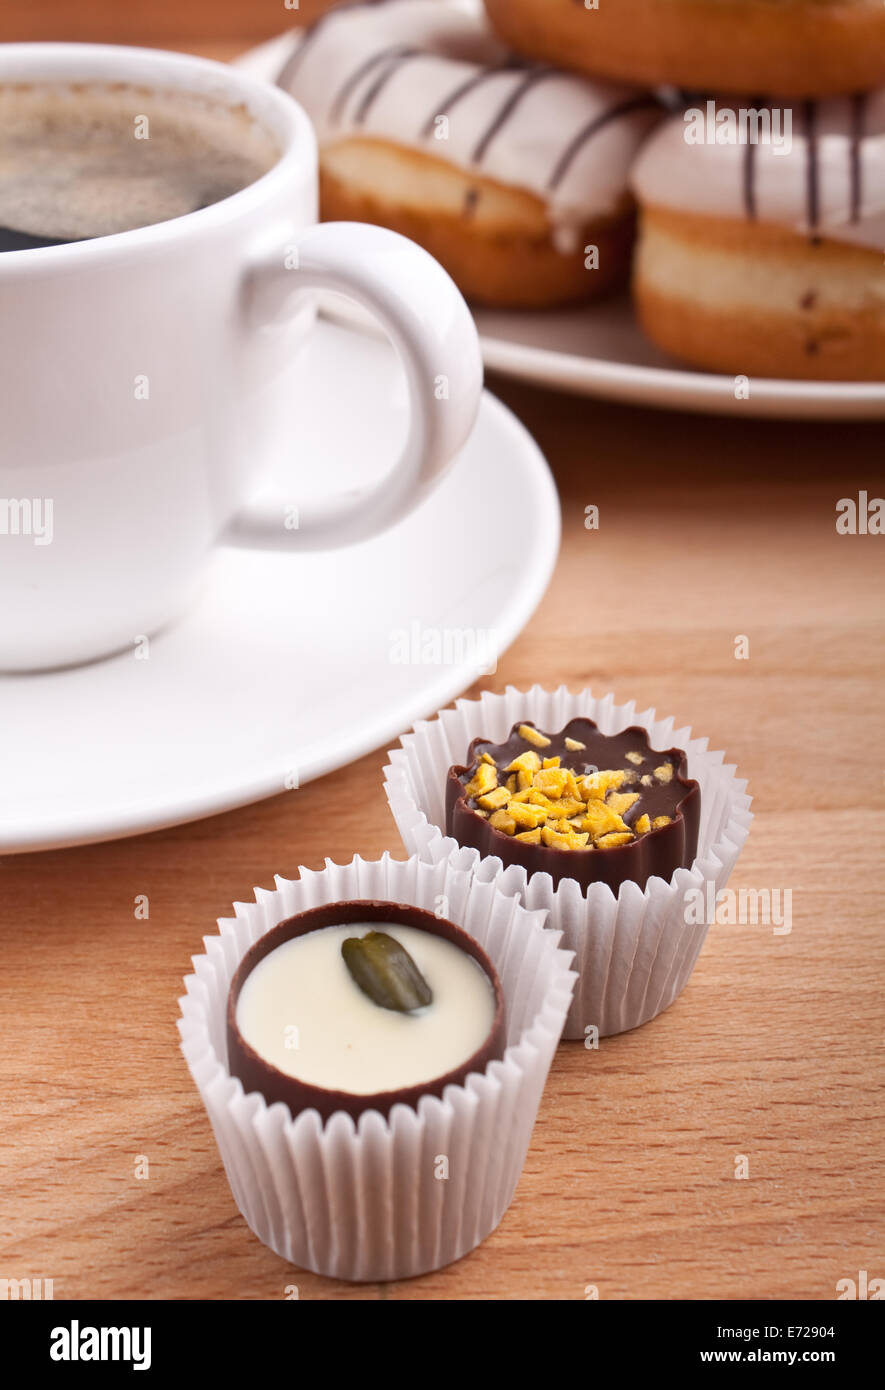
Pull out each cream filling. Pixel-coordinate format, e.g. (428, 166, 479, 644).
(638, 223, 885, 314)
(236, 923, 496, 1095)
(322, 137, 552, 234)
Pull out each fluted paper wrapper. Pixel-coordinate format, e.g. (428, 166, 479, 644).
(384, 686, 753, 1040)
(179, 853, 576, 1281)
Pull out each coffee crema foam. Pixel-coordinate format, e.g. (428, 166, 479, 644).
(0, 82, 281, 246)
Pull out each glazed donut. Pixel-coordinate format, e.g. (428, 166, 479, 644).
(482, 0, 885, 100)
(630, 96, 885, 380)
(276, 0, 662, 308)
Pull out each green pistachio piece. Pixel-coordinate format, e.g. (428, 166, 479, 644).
(341, 931, 433, 1013)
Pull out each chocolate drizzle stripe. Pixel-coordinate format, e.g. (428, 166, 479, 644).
(280, 0, 475, 118)
(804, 99, 820, 234)
(471, 68, 558, 165)
(548, 95, 658, 191)
(742, 95, 764, 222)
(419, 62, 526, 140)
(276, 4, 354, 90)
(352, 47, 422, 125)
(329, 44, 415, 125)
(849, 93, 866, 224)
(277, 32, 319, 91)
(743, 139, 757, 220)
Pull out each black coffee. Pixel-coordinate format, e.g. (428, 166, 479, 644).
(0, 81, 280, 251)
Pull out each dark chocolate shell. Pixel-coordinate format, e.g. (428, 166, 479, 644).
(446, 717, 700, 893)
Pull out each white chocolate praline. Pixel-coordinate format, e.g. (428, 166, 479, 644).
(278, 0, 661, 252)
(631, 94, 885, 252)
(235, 923, 496, 1095)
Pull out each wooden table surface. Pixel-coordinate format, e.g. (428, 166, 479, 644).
(2, 21, 884, 1303)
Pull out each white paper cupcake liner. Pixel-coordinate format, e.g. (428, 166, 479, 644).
(178, 852, 576, 1282)
(384, 685, 753, 1040)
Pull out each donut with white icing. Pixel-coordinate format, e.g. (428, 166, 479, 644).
(483, 0, 885, 100)
(630, 96, 885, 380)
(276, 0, 662, 307)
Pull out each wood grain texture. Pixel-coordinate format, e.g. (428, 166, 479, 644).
(0, 16, 883, 1302)
(2, 380, 882, 1301)
(0, 1, 335, 46)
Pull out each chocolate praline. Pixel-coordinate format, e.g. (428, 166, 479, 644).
(226, 900, 506, 1123)
(446, 717, 701, 892)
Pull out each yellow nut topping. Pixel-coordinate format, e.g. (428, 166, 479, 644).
(518, 724, 551, 748)
(506, 749, 542, 775)
(459, 725, 684, 860)
(533, 767, 570, 799)
(477, 786, 511, 811)
(581, 802, 630, 839)
(541, 825, 589, 850)
(508, 801, 549, 829)
(535, 767, 580, 800)
(465, 762, 498, 799)
(581, 769, 626, 801)
(559, 824, 589, 846)
(543, 797, 585, 818)
(596, 832, 633, 849)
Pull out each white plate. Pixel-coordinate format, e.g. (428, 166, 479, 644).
(0, 320, 559, 853)
(237, 33, 885, 421)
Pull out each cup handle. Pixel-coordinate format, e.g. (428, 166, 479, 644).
(226, 221, 483, 551)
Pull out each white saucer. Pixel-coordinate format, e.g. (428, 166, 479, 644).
(237, 32, 885, 422)
(0, 321, 559, 853)
(473, 299, 885, 421)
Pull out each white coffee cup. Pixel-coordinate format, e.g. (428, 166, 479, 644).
(0, 43, 484, 671)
